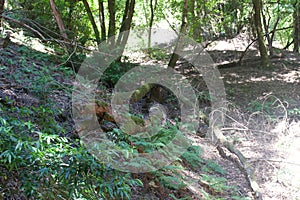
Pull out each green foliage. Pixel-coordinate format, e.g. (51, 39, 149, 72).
(158, 175, 186, 190)
(101, 62, 137, 87)
(247, 98, 287, 122)
(0, 40, 145, 198)
(106, 121, 188, 190)
(202, 160, 226, 175)
(181, 145, 204, 169)
(0, 104, 141, 199)
(62, 51, 87, 72)
(169, 194, 193, 200)
(201, 174, 233, 193)
(146, 48, 169, 60)
(9, 0, 92, 45)
(247, 100, 274, 113)
(288, 108, 300, 116)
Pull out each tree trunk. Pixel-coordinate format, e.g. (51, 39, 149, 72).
(260, 1, 274, 56)
(293, 1, 300, 53)
(116, 0, 135, 59)
(252, 0, 270, 67)
(148, 0, 157, 48)
(49, 0, 69, 41)
(168, 0, 189, 68)
(189, 0, 198, 40)
(0, 0, 4, 27)
(99, 0, 106, 41)
(82, 0, 101, 46)
(108, 0, 116, 44)
(117, 0, 135, 45)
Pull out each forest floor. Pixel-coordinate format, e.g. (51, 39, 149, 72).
(128, 34, 300, 199)
(202, 38, 300, 200)
(1, 32, 300, 200)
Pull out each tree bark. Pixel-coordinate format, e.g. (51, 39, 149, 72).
(116, 0, 135, 57)
(252, 0, 270, 67)
(148, 0, 157, 48)
(293, 1, 300, 53)
(168, 0, 189, 68)
(99, 0, 106, 41)
(189, 0, 198, 39)
(0, 0, 4, 27)
(49, 0, 69, 41)
(117, 0, 135, 46)
(108, 0, 116, 44)
(260, 1, 273, 56)
(82, 0, 101, 46)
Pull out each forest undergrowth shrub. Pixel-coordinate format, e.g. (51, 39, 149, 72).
(105, 119, 238, 198)
(223, 96, 289, 137)
(101, 61, 137, 88)
(145, 48, 169, 61)
(0, 103, 142, 199)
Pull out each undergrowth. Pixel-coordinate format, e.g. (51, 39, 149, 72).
(0, 102, 142, 199)
(0, 41, 249, 200)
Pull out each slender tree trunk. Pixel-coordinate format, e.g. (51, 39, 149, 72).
(260, 2, 273, 56)
(116, 0, 135, 62)
(293, 1, 299, 53)
(108, 0, 116, 44)
(148, 0, 157, 48)
(189, 0, 197, 39)
(168, 0, 189, 68)
(116, 0, 135, 48)
(99, 0, 106, 41)
(82, 0, 101, 46)
(0, 0, 4, 27)
(252, 0, 270, 67)
(49, 0, 69, 41)
(270, 17, 279, 50)
(118, 0, 135, 34)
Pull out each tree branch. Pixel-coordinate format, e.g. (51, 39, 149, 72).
(1, 15, 46, 40)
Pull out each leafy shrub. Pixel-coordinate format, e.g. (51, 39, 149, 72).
(0, 103, 142, 199)
(101, 62, 137, 87)
(181, 145, 204, 169)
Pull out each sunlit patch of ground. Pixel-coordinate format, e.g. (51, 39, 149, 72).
(273, 121, 300, 199)
(10, 30, 55, 53)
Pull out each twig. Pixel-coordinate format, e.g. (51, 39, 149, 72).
(1, 15, 46, 40)
(2, 14, 96, 52)
(221, 127, 249, 132)
(249, 158, 300, 166)
(56, 42, 78, 72)
(238, 26, 293, 64)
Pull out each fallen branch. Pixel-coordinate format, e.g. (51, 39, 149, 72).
(210, 127, 263, 200)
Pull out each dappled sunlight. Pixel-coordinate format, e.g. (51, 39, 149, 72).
(10, 31, 54, 54)
(274, 70, 300, 83)
(223, 104, 300, 199)
(1, 0, 300, 198)
(249, 75, 271, 82)
(267, 121, 300, 199)
(223, 66, 300, 85)
(207, 32, 255, 52)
